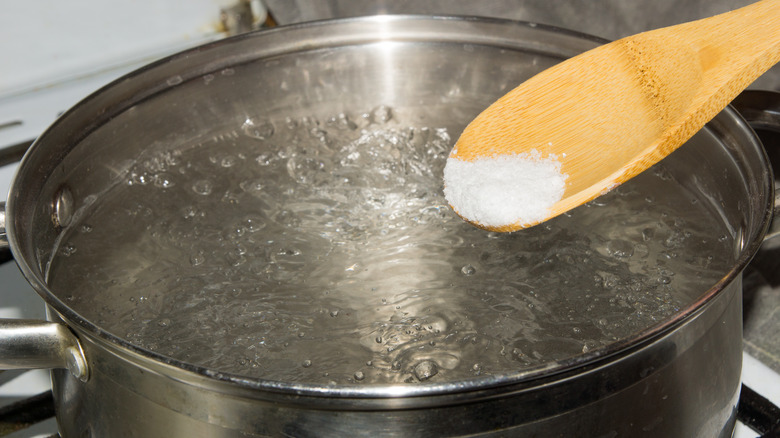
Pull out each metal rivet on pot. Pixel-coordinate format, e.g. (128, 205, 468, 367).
(53, 186, 74, 228)
(65, 346, 89, 383)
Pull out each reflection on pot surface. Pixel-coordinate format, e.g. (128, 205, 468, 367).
(46, 100, 734, 384)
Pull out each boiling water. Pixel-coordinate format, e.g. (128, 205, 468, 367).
(46, 106, 733, 385)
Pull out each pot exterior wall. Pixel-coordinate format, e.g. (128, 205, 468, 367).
(51, 278, 742, 438)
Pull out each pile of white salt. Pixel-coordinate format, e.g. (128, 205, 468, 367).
(443, 150, 567, 228)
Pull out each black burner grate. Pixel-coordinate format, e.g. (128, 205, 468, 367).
(0, 390, 56, 437)
(739, 385, 780, 438)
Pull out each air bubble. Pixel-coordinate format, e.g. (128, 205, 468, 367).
(129, 172, 150, 185)
(60, 244, 77, 257)
(606, 240, 634, 258)
(221, 156, 238, 168)
(413, 360, 438, 381)
(328, 113, 358, 130)
(461, 265, 476, 276)
(255, 153, 274, 166)
(242, 118, 275, 140)
(240, 179, 264, 193)
(190, 251, 206, 266)
(240, 215, 266, 233)
(182, 206, 199, 219)
(371, 105, 393, 123)
(309, 127, 328, 139)
(192, 179, 213, 195)
(154, 173, 175, 188)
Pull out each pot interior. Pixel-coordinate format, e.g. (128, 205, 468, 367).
(9, 16, 771, 388)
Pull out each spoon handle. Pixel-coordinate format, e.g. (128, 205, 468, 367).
(639, 0, 780, 158)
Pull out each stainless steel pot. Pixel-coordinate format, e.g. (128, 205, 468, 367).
(0, 16, 778, 437)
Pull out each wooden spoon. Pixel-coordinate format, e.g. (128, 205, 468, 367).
(445, 0, 780, 232)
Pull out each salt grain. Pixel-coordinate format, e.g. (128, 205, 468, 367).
(443, 150, 567, 228)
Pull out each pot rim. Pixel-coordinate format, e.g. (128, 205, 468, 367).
(5, 14, 774, 399)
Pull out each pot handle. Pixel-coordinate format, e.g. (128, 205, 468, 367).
(0, 203, 89, 382)
(731, 90, 780, 245)
(0, 320, 89, 382)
